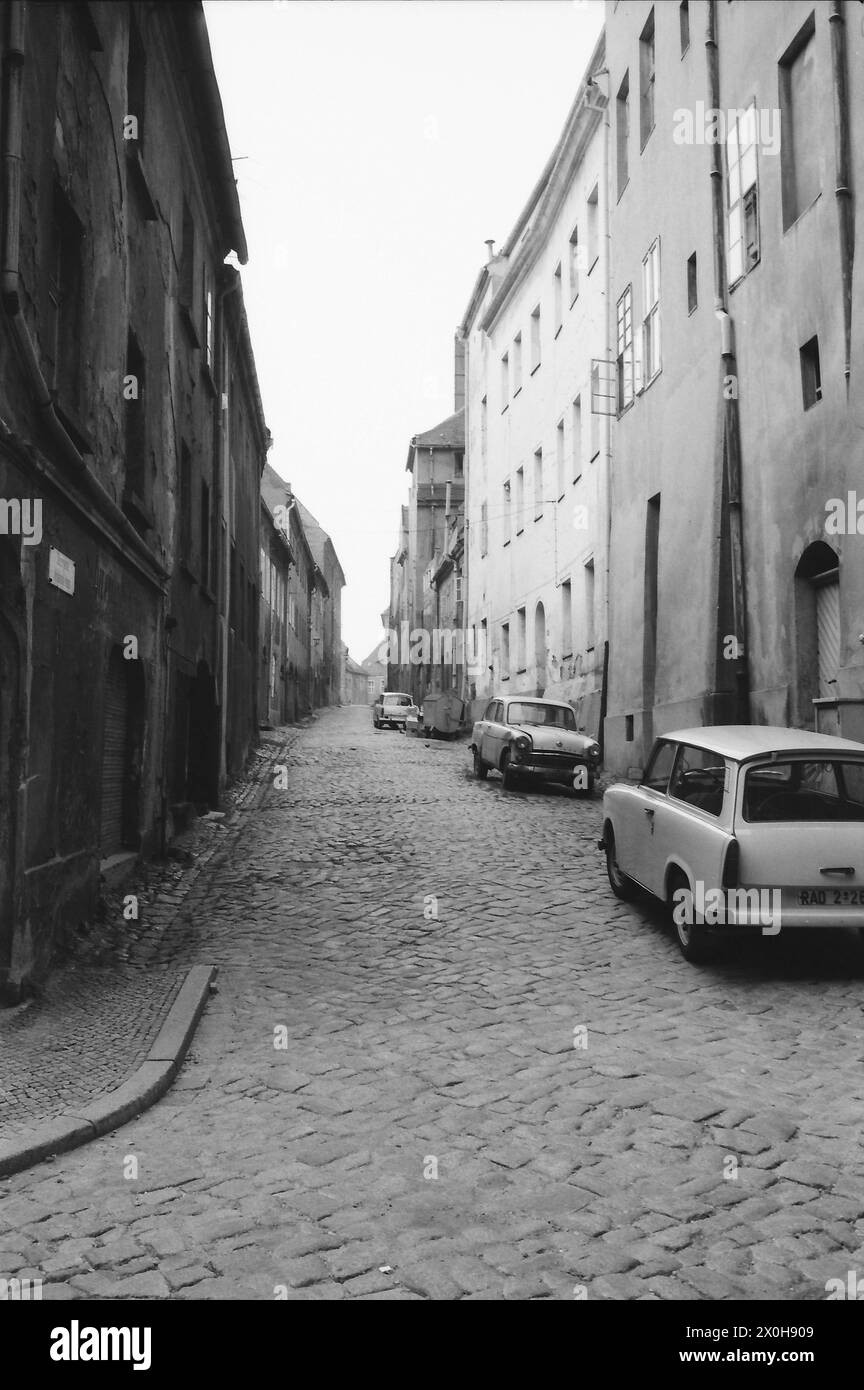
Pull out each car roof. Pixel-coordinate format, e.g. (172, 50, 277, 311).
(382, 691, 411, 698)
(493, 695, 572, 709)
(656, 725, 864, 760)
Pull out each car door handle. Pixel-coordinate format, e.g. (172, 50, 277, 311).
(819, 866, 855, 876)
(644, 807, 655, 818)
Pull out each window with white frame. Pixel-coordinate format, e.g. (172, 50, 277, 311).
(642, 238, 661, 384)
(553, 263, 563, 335)
(727, 102, 759, 284)
(513, 332, 523, 393)
(568, 225, 580, 303)
(530, 305, 541, 372)
(616, 285, 634, 412)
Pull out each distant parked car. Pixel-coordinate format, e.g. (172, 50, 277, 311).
(600, 725, 864, 962)
(373, 692, 416, 730)
(469, 695, 601, 793)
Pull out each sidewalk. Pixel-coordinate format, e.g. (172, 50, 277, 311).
(0, 727, 300, 1171)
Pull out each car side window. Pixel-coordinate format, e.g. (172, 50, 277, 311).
(669, 744, 727, 817)
(484, 701, 497, 721)
(641, 740, 676, 792)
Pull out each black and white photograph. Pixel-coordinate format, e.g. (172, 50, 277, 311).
(1, 0, 863, 1355)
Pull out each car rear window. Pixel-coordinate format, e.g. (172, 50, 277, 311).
(384, 694, 411, 706)
(743, 759, 864, 822)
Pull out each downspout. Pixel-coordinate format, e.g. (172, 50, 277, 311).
(1, 1, 167, 584)
(600, 66, 612, 762)
(707, 0, 750, 723)
(216, 270, 241, 787)
(829, 0, 853, 390)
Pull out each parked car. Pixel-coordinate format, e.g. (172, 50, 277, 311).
(470, 695, 601, 793)
(373, 691, 416, 730)
(600, 725, 864, 962)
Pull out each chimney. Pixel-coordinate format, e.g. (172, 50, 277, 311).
(454, 333, 465, 414)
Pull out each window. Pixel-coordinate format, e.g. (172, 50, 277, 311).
(481, 499, 488, 556)
(179, 442, 192, 566)
(530, 304, 541, 372)
(687, 251, 697, 313)
(180, 198, 194, 311)
(513, 333, 523, 394)
(616, 71, 630, 197)
(454, 450, 464, 477)
(642, 238, 661, 383)
(639, 9, 655, 148)
(502, 479, 511, 543)
(680, 1, 690, 56)
(481, 395, 487, 468)
(800, 335, 822, 409)
(501, 623, 510, 678)
(561, 579, 572, 657)
(616, 285, 634, 412)
(568, 226, 580, 303)
(556, 420, 565, 499)
(669, 744, 727, 817)
(584, 558, 595, 649)
(124, 330, 146, 503)
(744, 760, 864, 823)
(586, 184, 599, 272)
(203, 265, 214, 373)
(572, 396, 582, 481)
(501, 351, 509, 409)
(455, 574, 463, 605)
(126, 17, 146, 150)
(200, 479, 211, 589)
(642, 739, 676, 791)
(553, 263, 563, 335)
(780, 14, 820, 230)
(517, 608, 526, 670)
(516, 466, 525, 534)
(727, 103, 760, 284)
(534, 448, 543, 519)
(47, 187, 84, 412)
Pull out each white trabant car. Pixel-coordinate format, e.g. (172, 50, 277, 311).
(470, 695, 601, 793)
(600, 726, 864, 962)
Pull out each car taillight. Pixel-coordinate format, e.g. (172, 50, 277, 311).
(722, 837, 740, 889)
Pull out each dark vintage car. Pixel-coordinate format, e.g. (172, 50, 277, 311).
(372, 691, 417, 730)
(469, 695, 601, 793)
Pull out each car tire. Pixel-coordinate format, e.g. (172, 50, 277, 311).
(668, 867, 709, 964)
(605, 827, 638, 901)
(473, 748, 488, 780)
(500, 750, 517, 790)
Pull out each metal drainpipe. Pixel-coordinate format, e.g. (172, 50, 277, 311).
(707, 0, 750, 724)
(601, 66, 612, 762)
(215, 273, 240, 785)
(829, 0, 853, 390)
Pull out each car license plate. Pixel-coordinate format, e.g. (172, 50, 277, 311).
(797, 888, 864, 907)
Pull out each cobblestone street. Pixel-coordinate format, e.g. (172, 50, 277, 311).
(2, 705, 864, 1301)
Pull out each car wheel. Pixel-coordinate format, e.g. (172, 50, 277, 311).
(500, 750, 517, 790)
(605, 827, 637, 901)
(668, 868, 709, 964)
(473, 748, 488, 780)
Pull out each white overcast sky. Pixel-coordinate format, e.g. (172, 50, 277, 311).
(203, 0, 604, 662)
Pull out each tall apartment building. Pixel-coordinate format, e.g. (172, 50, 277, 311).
(0, 1, 266, 999)
(603, 0, 864, 772)
(461, 30, 611, 736)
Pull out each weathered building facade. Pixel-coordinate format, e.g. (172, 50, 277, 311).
(461, 31, 610, 736)
(603, 0, 864, 772)
(294, 498, 345, 710)
(0, 1, 265, 1000)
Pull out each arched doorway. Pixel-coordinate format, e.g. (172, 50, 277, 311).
(534, 601, 547, 696)
(794, 541, 840, 731)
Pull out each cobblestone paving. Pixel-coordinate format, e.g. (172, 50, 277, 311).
(2, 705, 864, 1300)
(0, 734, 297, 1140)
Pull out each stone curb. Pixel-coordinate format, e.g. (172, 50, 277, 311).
(0, 964, 217, 1179)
